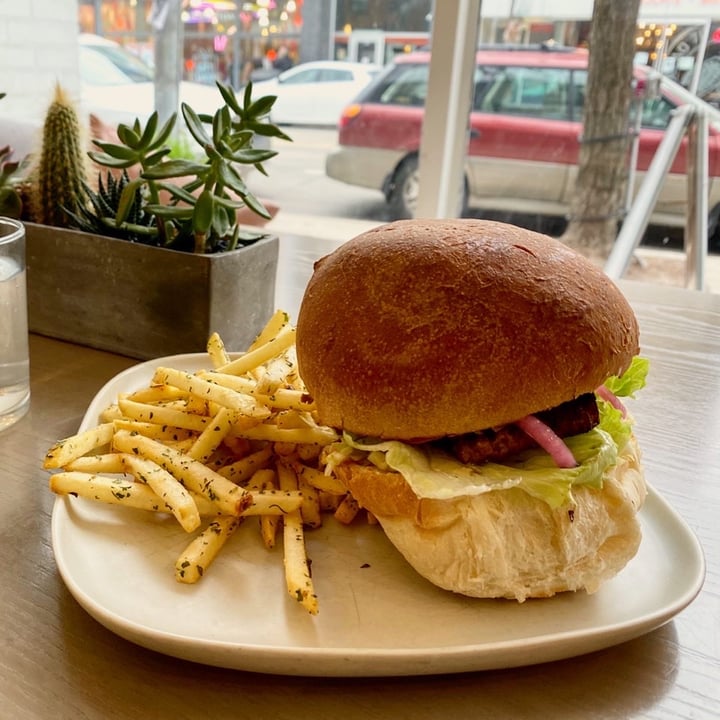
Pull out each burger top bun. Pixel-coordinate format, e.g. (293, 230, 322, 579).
(296, 219, 640, 440)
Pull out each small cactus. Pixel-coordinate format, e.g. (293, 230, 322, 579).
(32, 84, 88, 227)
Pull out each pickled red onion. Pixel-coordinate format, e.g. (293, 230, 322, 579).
(596, 384, 627, 417)
(515, 415, 578, 468)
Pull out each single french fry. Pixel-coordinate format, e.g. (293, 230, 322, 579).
(291, 459, 347, 495)
(230, 423, 338, 446)
(152, 367, 270, 419)
(248, 309, 290, 351)
(43, 423, 115, 469)
(247, 468, 280, 549)
(216, 324, 296, 377)
(64, 452, 133, 474)
(207, 332, 231, 368)
(118, 396, 210, 432)
(298, 478, 322, 529)
(260, 513, 280, 549)
(187, 407, 239, 463)
(99, 404, 123, 423)
(334, 493, 361, 525)
(112, 430, 251, 516)
(247, 467, 276, 489)
(215, 445, 273, 484)
(112, 419, 194, 442)
(49, 471, 174, 513)
(196, 371, 255, 394)
(165, 437, 196, 452)
(126, 384, 189, 404)
(253, 387, 316, 413)
(254, 347, 299, 396)
(123, 455, 201, 532)
(274, 409, 311, 429)
(277, 462, 318, 615)
(175, 516, 242, 584)
(319, 490, 342, 513)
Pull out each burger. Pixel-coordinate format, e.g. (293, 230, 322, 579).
(295, 219, 649, 602)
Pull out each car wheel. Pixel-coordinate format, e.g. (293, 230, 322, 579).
(388, 156, 470, 220)
(388, 155, 419, 219)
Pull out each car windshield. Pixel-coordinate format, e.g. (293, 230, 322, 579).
(80, 43, 154, 85)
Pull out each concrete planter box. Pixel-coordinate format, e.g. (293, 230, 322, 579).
(25, 223, 278, 360)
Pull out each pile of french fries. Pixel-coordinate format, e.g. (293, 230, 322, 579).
(44, 310, 368, 615)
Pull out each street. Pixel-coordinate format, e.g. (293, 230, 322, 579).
(251, 126, 391, 225)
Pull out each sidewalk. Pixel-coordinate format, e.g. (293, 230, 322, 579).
(265, 211, 720, 293)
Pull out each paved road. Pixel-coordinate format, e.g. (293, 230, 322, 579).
(251, 126, 390, 224)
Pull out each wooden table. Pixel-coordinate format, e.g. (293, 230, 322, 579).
(1, 235, 718, 719)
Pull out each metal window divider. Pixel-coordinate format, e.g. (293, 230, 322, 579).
(605, 103, 709, 290)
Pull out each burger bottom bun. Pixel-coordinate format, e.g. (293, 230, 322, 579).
(335, 437, 646, 602)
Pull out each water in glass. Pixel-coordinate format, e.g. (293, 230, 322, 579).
(0, 248, 30, 429)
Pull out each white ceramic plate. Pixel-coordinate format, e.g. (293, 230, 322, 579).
(51, 354, 706, 677)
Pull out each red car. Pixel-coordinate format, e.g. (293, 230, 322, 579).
(326, 45, 720, 235)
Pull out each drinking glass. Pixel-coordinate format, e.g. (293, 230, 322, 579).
(0, 217, 30, 431)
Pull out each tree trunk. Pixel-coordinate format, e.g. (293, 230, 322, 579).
(562, 0, 641, 261)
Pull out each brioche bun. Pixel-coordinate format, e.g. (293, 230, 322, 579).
(335, 436, 646, 601)
(296, 218, 640, 440)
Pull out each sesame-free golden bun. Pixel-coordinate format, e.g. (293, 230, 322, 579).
(296, 218, 640, 440)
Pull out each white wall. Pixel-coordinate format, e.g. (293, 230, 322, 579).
(0, 0, 80, 124)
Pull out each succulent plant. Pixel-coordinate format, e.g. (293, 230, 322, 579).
(33, 84, 88, 227)
(84, 81, 291, 254)
(63, 169, 156, 242)
(0, 93, 24, 218)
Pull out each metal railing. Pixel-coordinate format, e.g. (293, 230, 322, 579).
(604, 102, 710, 290)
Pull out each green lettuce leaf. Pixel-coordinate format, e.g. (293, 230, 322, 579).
(332, 356, 648, 509)
(604, 355, 649, 398)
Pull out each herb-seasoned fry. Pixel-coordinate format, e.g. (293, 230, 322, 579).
(64, 452, 130, 474)
(50, 471, 172, 512)
(152, 367, 271, 419)
(112, 430, 251, 516)
(112, 419, 194, 442)
(215, 445, 273, 484)
(277, 461, 318, 615)
(175, 516, 242, 584)
(291, 459, 347, 495)
(123, 455, 201, 532)
(230, 423, 338, 446)
(216, 323, 296, 376)
(247, 309, 290, 351)
(206, 331, 231, 368)
(118, 396, 210, 432)
(334, 493, 362, 525)
(43, 423, 115, 469)
(187, 407, 239, 463)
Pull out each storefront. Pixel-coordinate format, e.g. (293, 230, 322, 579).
(77, 0, 720, 92)
(78, 0, 305, 87)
